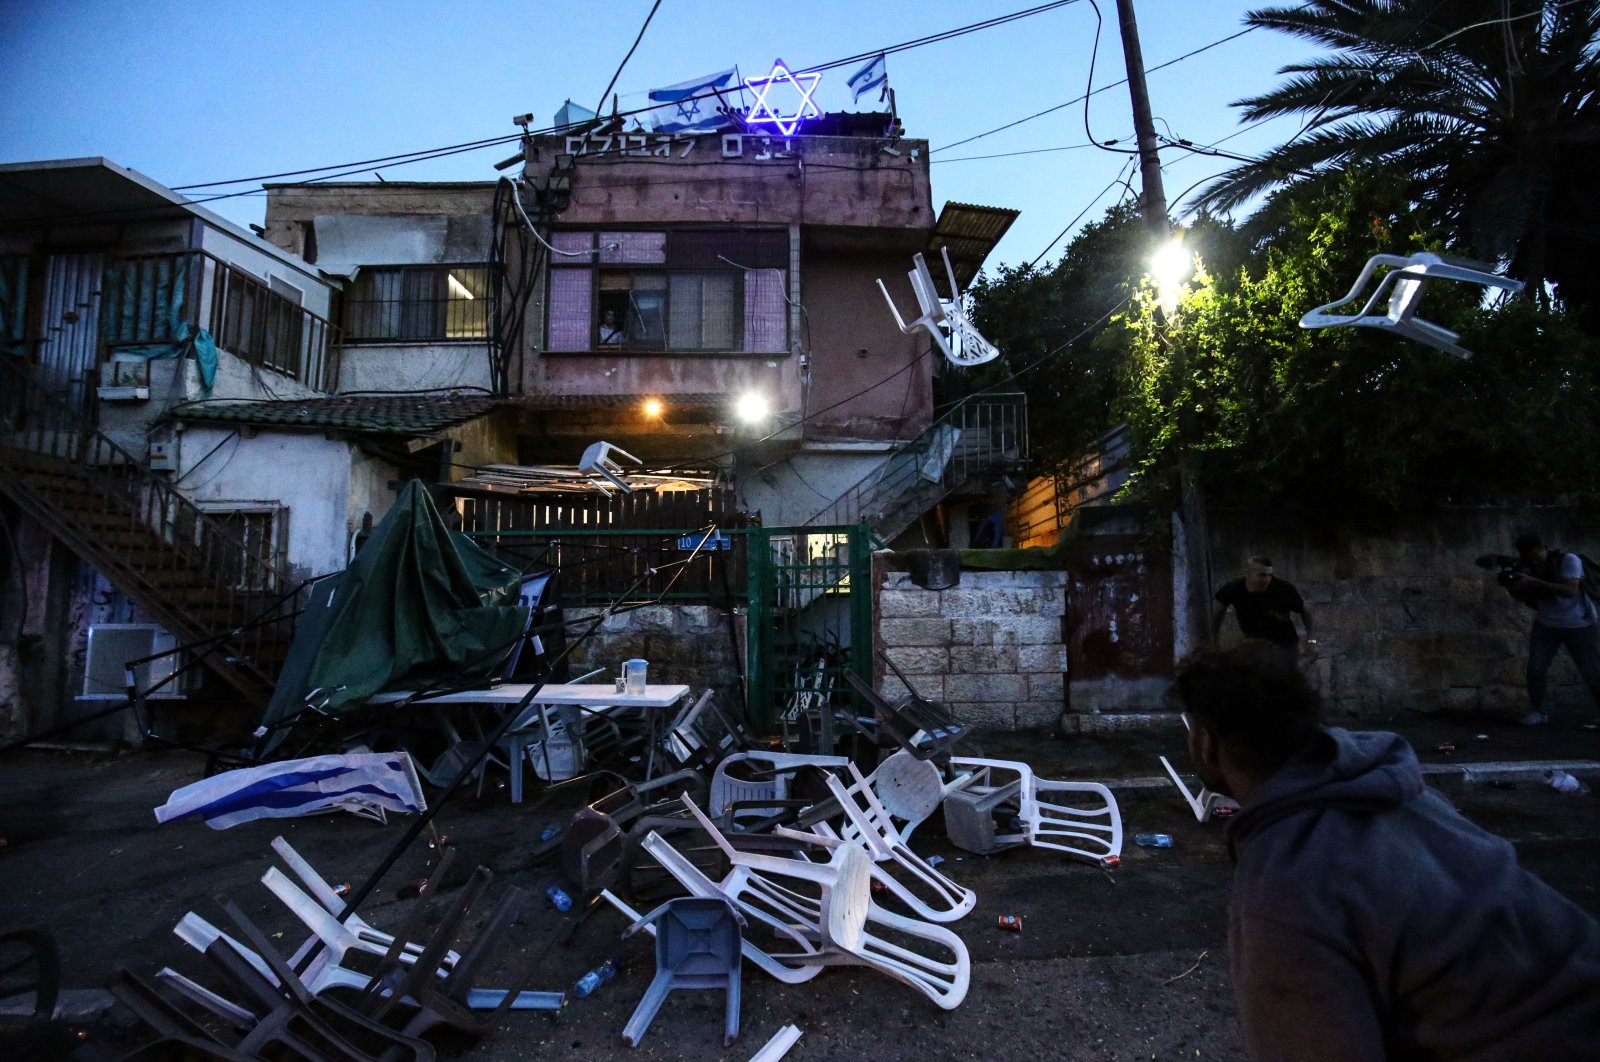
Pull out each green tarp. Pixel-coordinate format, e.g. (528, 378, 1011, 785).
(258, 481, 529, 747)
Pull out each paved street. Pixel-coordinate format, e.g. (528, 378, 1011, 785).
(2, 718, 1597, 1060)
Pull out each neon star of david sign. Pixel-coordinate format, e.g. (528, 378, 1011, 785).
(744, 60, 821, 136)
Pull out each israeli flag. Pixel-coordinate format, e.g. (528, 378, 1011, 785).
(649, 68, 739, 132)
(847, 53, 888, 105)
(154, 751, 426, 830)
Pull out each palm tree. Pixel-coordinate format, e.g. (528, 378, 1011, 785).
(1193, 1, 1600, 323)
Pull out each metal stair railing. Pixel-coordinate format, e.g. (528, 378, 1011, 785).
(803, 392, 1027, 540)
(0, 356, 296, 704)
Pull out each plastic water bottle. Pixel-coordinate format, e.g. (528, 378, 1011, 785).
(545, 883, 573, 911)
(1133, 833, 1174, 848)
(1545, 770, 1591, 794)
(572, 959, 617, 998)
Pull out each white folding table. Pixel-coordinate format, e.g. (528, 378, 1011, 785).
(370, 683, 692, 801)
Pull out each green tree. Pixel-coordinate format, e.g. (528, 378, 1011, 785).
(967, 203, 1240, 468)
(1194, 1, 1600, 325)
(1123, 168, 1600, 515)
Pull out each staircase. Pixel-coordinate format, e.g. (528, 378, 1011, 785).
(0, 359, 296, 709)
(806, 392, 1028, 543)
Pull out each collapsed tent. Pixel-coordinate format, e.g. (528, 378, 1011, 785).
(257, 480, 530, 747)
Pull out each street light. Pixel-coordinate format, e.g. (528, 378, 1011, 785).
(735, 392, 770, 424)
(1151, 238, 1193, 313)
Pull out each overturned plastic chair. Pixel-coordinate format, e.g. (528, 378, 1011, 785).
(945, 757, 1123, 864)
(647, 795, 971, 1009)
(620, 897, 744, 1047)
(1299, 252, 1523, 359)
(579, 440, 642, 494)
(271, 836, 460, 974)
(819, 764, 976, 924)
(877, 246, 1000, 368)
(709, 750, 850, 828)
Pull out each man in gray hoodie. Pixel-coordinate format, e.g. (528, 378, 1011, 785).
(1173, 644, 1600, 1060)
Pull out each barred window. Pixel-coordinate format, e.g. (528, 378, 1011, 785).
(342, 264, 489, 341)
(548, 230, 788, 354)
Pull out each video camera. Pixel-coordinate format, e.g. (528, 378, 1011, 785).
(1475, 553, 1536, 588)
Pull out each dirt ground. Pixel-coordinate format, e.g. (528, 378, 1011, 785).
(2, 717, 1597, 1061)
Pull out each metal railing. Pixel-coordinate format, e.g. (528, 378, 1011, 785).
(0, 356, 297, 703)
(804, 392, 1028, 539)
(103, 251, 341, 392)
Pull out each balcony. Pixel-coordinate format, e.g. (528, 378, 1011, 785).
(103, 251, 341, 392)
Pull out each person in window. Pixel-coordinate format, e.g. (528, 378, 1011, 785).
(599, 310, 624, 345)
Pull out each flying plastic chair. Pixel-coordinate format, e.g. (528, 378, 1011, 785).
(877, 247, 1001, 368)
(1299, 252, 1523, 359)
(579, 440, 641, 495)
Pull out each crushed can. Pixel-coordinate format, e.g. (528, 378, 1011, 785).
(997, 915, 1023, 932)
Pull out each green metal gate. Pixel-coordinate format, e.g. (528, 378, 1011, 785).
(744, 524, 873, 736)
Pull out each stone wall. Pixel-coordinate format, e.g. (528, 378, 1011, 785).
(1207, 507, 1600, 720)
(565, 604, 743, 697)
(872, 557, 1068, 729)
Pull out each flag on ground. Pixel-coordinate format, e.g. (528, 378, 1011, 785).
(846, 53, 888, 105)
(649, 68, 739, 132)
(154, 751, 426, 830)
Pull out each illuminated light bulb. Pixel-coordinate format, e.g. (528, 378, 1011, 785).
(735, 392, 770, 424)
(642, 398, 664, 418)
(1151, 239, 1194, 313)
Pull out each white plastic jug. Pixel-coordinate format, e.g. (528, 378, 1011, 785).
(623, 658, 648, 695)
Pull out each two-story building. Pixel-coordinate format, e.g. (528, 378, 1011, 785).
(1, 110, 1022, 742)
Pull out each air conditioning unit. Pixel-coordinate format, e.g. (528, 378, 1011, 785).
(80, 624, 186, 700)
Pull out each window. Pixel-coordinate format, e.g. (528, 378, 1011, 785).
(198, 506, 284, 592)
(548, 230, 788, 353)
(342, 265, 489, 341)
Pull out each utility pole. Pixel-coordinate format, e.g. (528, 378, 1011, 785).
(1115, 0, 1168, 238)
(1114, 0, 1210, 659)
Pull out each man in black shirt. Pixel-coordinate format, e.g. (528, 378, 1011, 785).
(1213, 556, 1315, 651)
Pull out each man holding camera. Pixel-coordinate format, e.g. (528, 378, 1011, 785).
(1498, 532, 1600, 726)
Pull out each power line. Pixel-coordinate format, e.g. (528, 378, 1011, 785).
(931, 22, 1263, 155)
(591, 0, 663, 119)
(168, 1, 1085, 198)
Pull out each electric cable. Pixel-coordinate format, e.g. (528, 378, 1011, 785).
(592, 0, 663, 120)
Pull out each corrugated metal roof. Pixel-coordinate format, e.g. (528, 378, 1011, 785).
(927, 201, 1021, 295)
(169, 393, 501, 435)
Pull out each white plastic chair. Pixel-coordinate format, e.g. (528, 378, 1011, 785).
(579, 440, 642, 494)
(1299, 252, 1523, 359)
(948, 757, 1123, 864)
(819, 764, 976, 924)
(636, 831, 827, 986)
(861, 750, 973, 844)
(270, 836, 459, 972)
(259, 866, 449, 997)
(876, 247, 1000, 368)
(652, 795, 971, 1009)
(708, 751, 850, 826)
(1158, 755, 1238, 822)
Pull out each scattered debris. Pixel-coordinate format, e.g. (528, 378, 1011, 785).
(1133, 833, 1174, 849)
(748, 1023, 803, 1062)
(997, 915, 1022, 932)
(1163, 950, 1210, 985)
